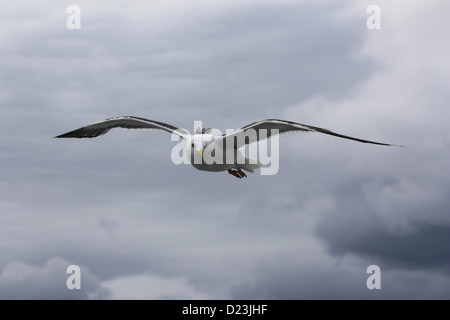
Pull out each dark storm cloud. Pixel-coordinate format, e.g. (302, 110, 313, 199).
(316, 206, 450, 272)
(9, 1, 371, 120)
(309, 140, 450, 275)
(147, 3, 375, 111)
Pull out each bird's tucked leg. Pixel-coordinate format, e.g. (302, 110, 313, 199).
(237, 168, 247, 178)
(228, 169, 247, 179)
(228, 169, 241, 178)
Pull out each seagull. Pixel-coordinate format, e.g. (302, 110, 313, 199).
(55, 116, 402, 178)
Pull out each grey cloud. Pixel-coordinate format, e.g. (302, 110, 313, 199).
(231, 255, 450, 299)
(316, 213, 450, 272)
(103, 273, 210, 299)
(1, 0, 449, 299)
(1, 1, 375, 132)
(0, 257, 110, 299)
(311, 152, 450, 274)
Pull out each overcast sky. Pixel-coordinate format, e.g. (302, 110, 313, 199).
(1, 0, 449, 299)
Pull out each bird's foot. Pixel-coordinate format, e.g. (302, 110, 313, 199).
(228, 169, 247, 179)
(237, 169, 247, 178)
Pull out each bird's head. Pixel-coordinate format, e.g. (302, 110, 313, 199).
(188, 135, 205, 163)
(187, 134, 217, 164)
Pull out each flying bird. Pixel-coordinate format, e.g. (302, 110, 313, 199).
(55, 116, 402, 178)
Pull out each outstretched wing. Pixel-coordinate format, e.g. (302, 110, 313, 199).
(223, 119, 403, 148)
(54, 116, 188, 139)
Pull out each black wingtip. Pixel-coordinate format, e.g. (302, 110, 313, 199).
(53, 133, 86, 138)
(372, 142, 404, 147)
(387, 143, 404, 147)
(54, 133, 70, 138)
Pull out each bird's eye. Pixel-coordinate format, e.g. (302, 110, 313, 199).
(191, 143, 194, 148)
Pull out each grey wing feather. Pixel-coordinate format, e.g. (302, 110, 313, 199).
(223, 119, 402, 148)
(54, 116, 188, 139)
